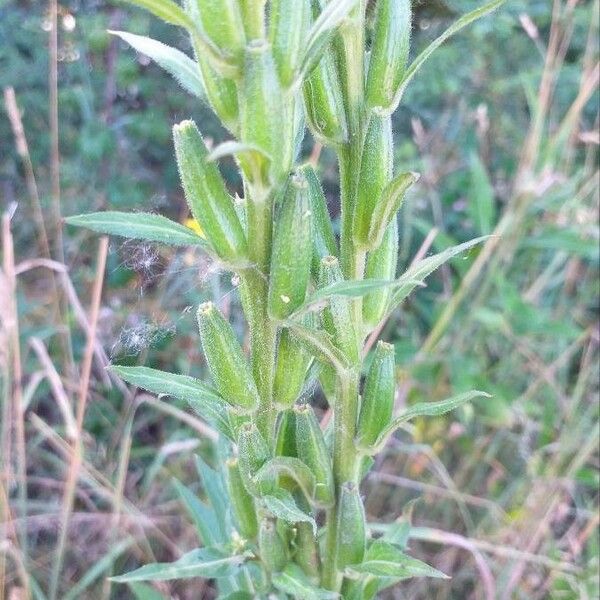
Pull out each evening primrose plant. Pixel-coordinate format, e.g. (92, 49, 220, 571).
(67, 0, 504, 596)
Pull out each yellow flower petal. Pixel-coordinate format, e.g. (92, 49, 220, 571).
(184, 217, 205, 238)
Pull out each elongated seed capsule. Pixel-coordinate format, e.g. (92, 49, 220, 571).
(268, 172, 313, 320)
(318, 256, 359, 363)
(259, 517, 287, 572)
(238, 0, 267, 40)
(356, 341, 395, 448)
(270, 0, 311, 87)
(195, 0, 245, 61)
(294, 404, 334, 507)
(275, 409, 297, 457)
(239, 40, 284, 176)
(335, 481, 366, 568)
(196, 302, 259, 411)
(226, 457, 258, 539)
(300, 164, 338, 274)
(362, 217, 398, 329)
(303, 52, 349, 146)
(352, 115, 393, 249)
(366, 171, 419, 250)
(294, 521, 320, 579)
(273, 329, 313, 408)
(173, 120, 247, 262)
(366, 0, 412, 112)
(237, 422, 271, 495)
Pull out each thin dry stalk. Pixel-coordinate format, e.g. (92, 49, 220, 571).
(48, 237, 108, 600)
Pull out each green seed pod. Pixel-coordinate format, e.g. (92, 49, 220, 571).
(300, 164, 338, 274)
(294, 404, 334, 507)
(268, 172, 313, 320)
(356, 341, 395, 448)
(195, 0, 245, 61)
(239, 0, 267, 40)
(335, 481, 366, 569)
(366, 171, 419, 250)
(173, 120, 247, 263)
(237, 422, 271, 495)
(259, 517, 287, 572)
(196, 302, 259, 412)
(318, 256, 359, 363)
(294, 521, 320, 579)
(270, 0, 311, 87)
(303, 52, 349, 146)
(273, 329, 313, 408)
(226, 457, 258, 539)
(366, 0, 412, 112)
(352, 115, 393, 249)
(362, 217, 398, 329)
(239, 40, 284, 177)
(275, 409, 297, 457)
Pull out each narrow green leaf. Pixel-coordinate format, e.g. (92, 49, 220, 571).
(467, 152, 495, 235)
(120, 0, 194, 28)
(111, 548, 245, 582)
(263, 489, 316, 533)
(272, 564, 339, 599)
(385, 0, 506, 113)
(194, 455, 229, 536)
(346, 539, 448, 580)
(220, 593, 254, 600)
(129, 582, 168, 600)
(391, 236, 490, 307)
(110, 365, 233, 440)
(65, 212, 208, 248)
(110, 31, 205, 100)
(367, 391, 490, 454)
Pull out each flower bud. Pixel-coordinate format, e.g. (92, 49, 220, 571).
(270, 0, 311, 87)
(268, 172, 313, 320)
(173, 120, 247, 263)
(226, 457, 258, 539)
(362, 217, 398, 329)
(195, 0, 245, 61)
(335, 481, 366, 568)
(318, 256, 359, 363)
(237, 422, 271, 495)
(299, 164, 338, 275)
(303, 52, 349, 146)
(352, 115, 393, 249)
(366, 0, 412, 112)
(294, 521, 320, 579)
(273, 328, 313, 408)
(294, 404, 334, 507)
(259, 517, 287, 572)
(196, 302, 259, 412)
(356, 341, 395, 448)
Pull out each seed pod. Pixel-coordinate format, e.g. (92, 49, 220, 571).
(239, 40, 284, 177)
(268, 172, 313, 320)
(352, 115, 393, 249)
(366, 0, 412, 112)
(273, 329, 313, 408)
(294, 521, 320, 579)
(226, 457, 258, 539)
(173, 120, 247, 263)
(356, 341, 395, 448)
(294, 404, 334, 507)
(362, 217, 398, 329)
(238, 0, 267, 40)
(275, 409, 297, 457)
(237, 422, 271, 495)
(366, 171, 419, 250)
(318, 256, 359, 363)
(300, 164, 338, 274)
(196, 0, 245, 61)
(259, 517, 287, 572)
(196, 302, 259, 412)
(270, 0, 311, 87)
(303, 52, 349, 146)
(335, 481, 366, 568)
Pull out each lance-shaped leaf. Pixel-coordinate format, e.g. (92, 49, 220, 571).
(128, 582, 167, 600)
(65, 212, 208, 248)
(364, 391, 490, 455)
(346, 539, 448, 580)
(121, 0, 194, 28)
(384, 0, 506, 114)
(110, 365, 233, 440)
(263, 489, 316, 533)
(254, 457, 316, 503)
(111, 547, 245, 582)
(110, 31, 205, 100)
(272, 564, 339, 599)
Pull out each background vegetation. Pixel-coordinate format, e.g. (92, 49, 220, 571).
(1, 0, 598, 598)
